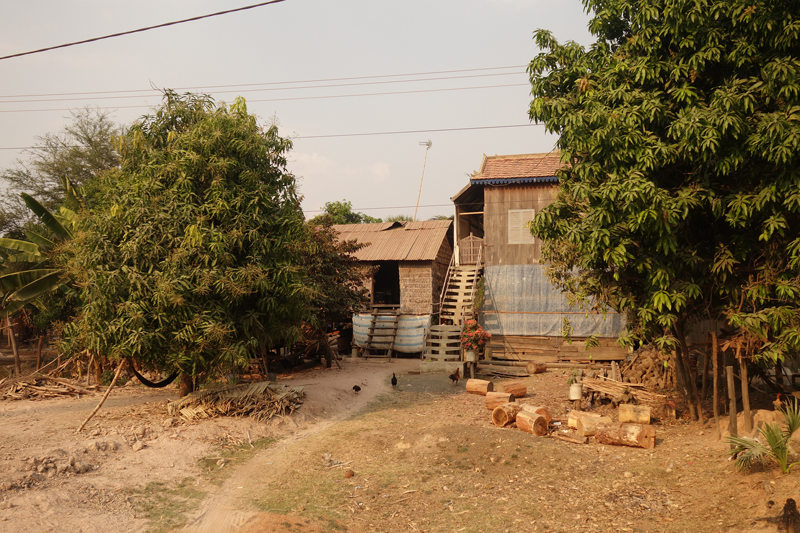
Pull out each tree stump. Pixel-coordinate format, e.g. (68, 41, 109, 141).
(485, 392, 515, 410)
(502, 381, 526, 398)
(567, 410, 603, 429)
(466, 378, 493, 396)
(492, 402, 522, 427)
(619, 404, 651, 424)
(595, 422, 656, 449)
(526, 362, 547, 374)
(519, 404, 552, 424)
(577, 415, 613, 437)
(516, 412, 548, 436)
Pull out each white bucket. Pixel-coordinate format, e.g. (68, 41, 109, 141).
(569, 383, 583, 400)
(464, 350, 478, 362)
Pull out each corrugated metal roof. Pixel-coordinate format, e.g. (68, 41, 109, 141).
(470, 152, 564, 183)
(332, 220, 452, 261)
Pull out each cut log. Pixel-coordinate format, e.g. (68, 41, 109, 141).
(485, 392, 516, 410)
(526, 362, 547, 374)
(619, 404, 651, 424)
(492, 402, 522, 427)
(594, 422, 656, 449)
(577, 415, 613, 437)
(502, 381, 526, 398)
(516, 412, 548, 436)
(567, 410, 603, 429)
(519, 404, 552, 424)
(466, 378, 493, 396)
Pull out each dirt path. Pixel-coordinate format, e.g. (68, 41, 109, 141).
(182, 358, 420, 533)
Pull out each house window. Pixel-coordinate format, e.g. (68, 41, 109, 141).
(508, 209, 535, 244)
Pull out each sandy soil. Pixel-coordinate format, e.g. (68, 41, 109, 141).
(2, 357, 799, 533)
(0, 357, 417, 533)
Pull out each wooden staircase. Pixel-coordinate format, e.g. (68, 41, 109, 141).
(439, 264, 482, 326)
(363, 305, 400, 358)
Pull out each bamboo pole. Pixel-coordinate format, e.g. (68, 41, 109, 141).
(726, 366, 737, 447)
(712, 325, 720, 440)
(738, 347, 752, 433)
(77, 361, 124, 433)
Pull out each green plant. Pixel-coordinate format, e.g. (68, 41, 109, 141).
(460, 319, 491, 351)
(728, 399, 800, 474)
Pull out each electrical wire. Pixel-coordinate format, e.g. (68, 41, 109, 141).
(0, 82, 530, 114)
(0, 65, 527, 100)
(0, 0, 287, 62)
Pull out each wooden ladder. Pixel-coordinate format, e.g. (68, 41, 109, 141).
(364, 305, 400, 358)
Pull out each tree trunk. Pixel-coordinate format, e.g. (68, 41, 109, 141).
(738, 349, 752, 433)
(577, 415, 612, 437)
(567, 410, 602, 429)
(502, 382, 526, 398)
(619, 404, 651, 424)
(485, 392, 515, 410)
(674, 319, 703, 423)
(179, 374, 194, 397)
(466, 378, 493, 395)
(594, 422, 656, 449)
(516, 412, 548, 436)
(701, 345, 710, 401)
(712, 324, 720, 439)
(525, 361, 547, 374)
(491, 402, 522, 427)
(6, 318, 20, 378)
(519, 404, 552, 424)
(776, 357, 785, 390)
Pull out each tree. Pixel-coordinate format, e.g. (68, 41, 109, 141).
(385, 214, 413, 222)
(309, 200, 382, 225)
(0, 108, 120, 237)
(528, 0, 800, 420)
(61, 92, 310, 391)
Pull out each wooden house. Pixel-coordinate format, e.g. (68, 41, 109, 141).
(447, 152, 628, 364)
(332, 220, 453, 355)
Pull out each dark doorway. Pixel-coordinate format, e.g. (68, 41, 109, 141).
(372, 262, 400, 305)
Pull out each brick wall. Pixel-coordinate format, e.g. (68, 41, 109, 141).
(399, 262, 434, 315)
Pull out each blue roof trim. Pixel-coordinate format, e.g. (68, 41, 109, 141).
(470, 176, 558, 186)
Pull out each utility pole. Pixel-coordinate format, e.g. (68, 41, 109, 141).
(413, 140, 432, 222)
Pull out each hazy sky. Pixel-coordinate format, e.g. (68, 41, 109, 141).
(0, 1, 594, 220)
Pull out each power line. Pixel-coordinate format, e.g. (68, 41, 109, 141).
(0, 82, 530, 114)
(0, 0, 287, 62)
(0, 65, 527, 99)
(0, 123, 543, 150)
(0, 72, 526, 105)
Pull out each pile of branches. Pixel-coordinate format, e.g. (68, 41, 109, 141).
(581, 377, 667, 406)
(0, 375, 96, 401)
(167, 381, 305, 422)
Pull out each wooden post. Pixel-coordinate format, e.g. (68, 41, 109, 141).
(738, 348, 752, 433)
(701, 346, 710, 401)
(727, 365, 737, 446)
(712, 325, 720, 440)
(36, 336, 43, 371)
(5, 318, 20, 378)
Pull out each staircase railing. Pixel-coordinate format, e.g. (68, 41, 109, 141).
(465, 244, 483, 321)
(437, 253, 455, 323)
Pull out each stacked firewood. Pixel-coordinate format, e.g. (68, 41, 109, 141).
(0, 376, 96, 401)
(621, 346, 675, 389)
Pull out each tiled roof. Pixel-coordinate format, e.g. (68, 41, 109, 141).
(471, 152, 564, 183)
(332, 220, 452, 262)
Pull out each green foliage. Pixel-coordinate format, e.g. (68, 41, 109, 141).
(728, 399, 800, 474)
(528, 0, 800, 362)
(309, 200, 382, 225)
(61, 92, 310, 380)
(385, 214, 413, 222)
(302, 218, 372, 324)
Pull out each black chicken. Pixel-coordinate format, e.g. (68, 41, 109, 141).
(391, 373, 397, 389)
(353, 385, 361, 394)
(449, 367, 460, 386)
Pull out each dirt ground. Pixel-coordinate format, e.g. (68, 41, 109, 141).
(1, 355, 799, 533)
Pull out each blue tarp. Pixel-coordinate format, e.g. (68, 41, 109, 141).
(481, 265, 624, 337)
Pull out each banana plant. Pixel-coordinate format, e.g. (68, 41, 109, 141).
(0, 188, 80, 315)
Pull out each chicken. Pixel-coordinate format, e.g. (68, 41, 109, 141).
(774, 393, 784, 411)
(391, 373, 397, 389)
(449, 367, 460, 386)
(353, 385, 361, 394)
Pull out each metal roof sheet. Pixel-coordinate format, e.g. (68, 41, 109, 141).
(332, 220, 452, 261)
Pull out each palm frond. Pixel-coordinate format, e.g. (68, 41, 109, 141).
(21, 193, 72, 240)
(728, 435, 770, 471)
(167, 381, 304, 422)
(780, 398, 800, 440)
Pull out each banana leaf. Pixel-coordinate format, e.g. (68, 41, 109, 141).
(24, 230, 54, 251)
(8, 270, 64, 302)
(0, 238, 41, 256)
(5, 253, 45, 263)
(21, 193, 72, 240)
(0, 269, 60, 292)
